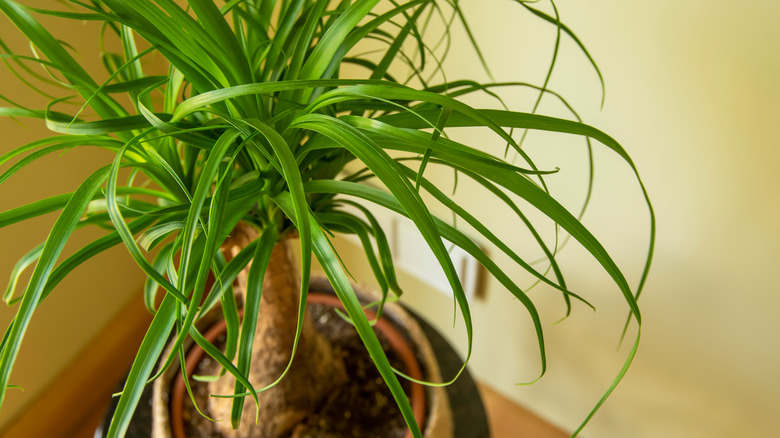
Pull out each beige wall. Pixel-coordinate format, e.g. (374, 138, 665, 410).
(1, 1, 778, 437)
(332, 1, 779, 437)
(0, 12, 147, 429)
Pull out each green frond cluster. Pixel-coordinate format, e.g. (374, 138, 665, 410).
(0, 1, 654, 437)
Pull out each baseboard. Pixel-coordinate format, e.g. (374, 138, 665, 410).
(0, 293, 152, 438)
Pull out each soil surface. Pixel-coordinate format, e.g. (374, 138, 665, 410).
(179, 302, 414, 438)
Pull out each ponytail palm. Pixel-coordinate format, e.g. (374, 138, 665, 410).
(0, 1, 654, 437)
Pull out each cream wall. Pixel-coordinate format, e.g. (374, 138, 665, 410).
(1, 1, 778, 437)
(0, 12, 147, 429)
(332, 1, 779, 437)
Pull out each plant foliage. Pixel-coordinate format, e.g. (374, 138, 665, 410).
(0, 0, 654, 437)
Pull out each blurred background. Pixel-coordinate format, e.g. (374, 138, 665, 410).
(1, 0, 778, 436)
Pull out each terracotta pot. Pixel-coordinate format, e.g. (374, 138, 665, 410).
(151, 277, 453, 438)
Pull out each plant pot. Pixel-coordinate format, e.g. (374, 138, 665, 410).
(150, 276, 451, 438)
(97, 279, 489, 437)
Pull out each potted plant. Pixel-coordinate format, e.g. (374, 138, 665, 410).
(0, 0, 654, 437)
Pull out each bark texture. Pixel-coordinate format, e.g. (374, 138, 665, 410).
(208, 223, 346, 437)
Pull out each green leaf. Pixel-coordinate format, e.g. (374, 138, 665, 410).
(0, 0, 125, 120)
(0, 187, 170, 229)
(137, 221, 185, 251)
(378, 106, 655, 321)
(292, 114, 475, 382)
(189, 323, 259, 420)
(339, 200, 402, 297)
(42, 215, 158, 305)
(416, 105, 451, 190)
(572, 328, 641, 436)
(304, 179, 549, 385)
(0, 106, 78, 122)
(171, 79, 397, 122)
(199, 238, 258, 317)
(0, 194, 73, 228)
(395, 162, 587, 308)
(292, 0, 382, 104)
(365, 119, 639, 321)
(104, 132, 189, 306)
(230, 224, 277, 428)
(519, 1, 606, 106)
(0, 135, 119, 167)
(24, 5, 110, 21)
(3, 243, 43, 305)
(187, 0, 252, 83)
(318, 210, 390, 299)
(144, 243, 172, 312)
(160, 129, 242, 382)
(319, 0, 429, 82)
(0, 166, 109, 411)
(239, 118, 312, 300)
(45, 114, 172, 135)
(274, 192, 423, 438)
(107, 295, 178, 438)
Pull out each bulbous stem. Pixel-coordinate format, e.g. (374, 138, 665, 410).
(208, 223, 346, 437)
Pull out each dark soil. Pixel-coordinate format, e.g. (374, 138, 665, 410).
(179, 303, 413, 438)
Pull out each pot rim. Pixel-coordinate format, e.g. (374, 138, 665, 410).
(169, 290, 430, 438)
